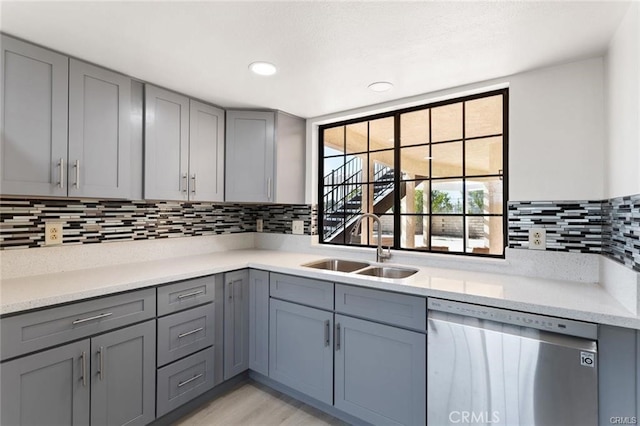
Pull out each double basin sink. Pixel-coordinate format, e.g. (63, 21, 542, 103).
(302, 258, 418, 279)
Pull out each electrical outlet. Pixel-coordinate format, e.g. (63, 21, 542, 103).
(292, 220, 304, 235)
(528, 228, 546, 250)
(256, 219, 263, 233)
(45, 222, 63, 246)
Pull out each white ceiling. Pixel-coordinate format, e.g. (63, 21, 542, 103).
(0, 1, 631, 118)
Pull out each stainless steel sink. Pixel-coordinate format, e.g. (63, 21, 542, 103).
(302, 258, 370, 273)
(356, 266, 418, 279)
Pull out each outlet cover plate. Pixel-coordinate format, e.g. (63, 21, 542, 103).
(256, 219, 263, 233)
(528, 228, 546, 250)
(45, 222, 63, 246)
(292, 220, 304, 235)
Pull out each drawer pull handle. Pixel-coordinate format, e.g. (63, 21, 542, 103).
(72, 312, 113, 325)
(177, 290, 204, 299)
(81, 351, 87, 387)
(178, 327, 204, 338)
(178, 373, 203, 387)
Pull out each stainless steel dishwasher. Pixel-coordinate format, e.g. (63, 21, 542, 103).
(427, 298, 598, 426)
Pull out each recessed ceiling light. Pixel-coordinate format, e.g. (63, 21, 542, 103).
(368, 81, 393, 92)
(249, 61, 277, 76)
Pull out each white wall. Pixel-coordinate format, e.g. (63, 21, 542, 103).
(605, 2, 640, 199)
(306, 57, 607, 203)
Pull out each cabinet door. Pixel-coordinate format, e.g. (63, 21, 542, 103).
(189, 100, 224, 202)
(269, 299, 333, 405)
(90, 320, 156, 426)
(249, 269, 270, 376)
(1, 35, 68, 197)
(224, 269, 250, 380)
(0, 339, 90, 425)
(68, 59, 131, 198)
(144, 84, 189, 200)
(334, 314, 426, 426)
(225, 110, 275, 202)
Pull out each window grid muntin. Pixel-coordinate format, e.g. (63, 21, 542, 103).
(319, 89, 507, 258)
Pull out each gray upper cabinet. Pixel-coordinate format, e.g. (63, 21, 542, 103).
(0, 339, 90, 425)
(145, 85, 190, 200)
(1, 35, 68, 197)
(68, 59, 131, 198)
(1, 35, 139, 199)
(225, 110, 305, 203)
(224, 269, 250, 380)
(189, 100, 225, 202)
(145, 85, 224, 201)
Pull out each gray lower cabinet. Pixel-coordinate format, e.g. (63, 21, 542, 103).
(0, 320, 155, 426)
(334, 314, 426, 426)
(1, 34, 68, 197)
(91, 320, 156, 426)
(269, 299, 334, 405)
(156, 346, 216, 418)
(249, 269, 270, 376)
(0, 339, 90, 425)
(224, 269, 250, 380)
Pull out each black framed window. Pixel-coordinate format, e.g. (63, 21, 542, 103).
(318, 89, 508, 257)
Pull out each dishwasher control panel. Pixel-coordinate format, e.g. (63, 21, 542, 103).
(427, 298, 598, 340)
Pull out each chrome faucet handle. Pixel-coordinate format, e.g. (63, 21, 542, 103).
(377, 246, 392, 262)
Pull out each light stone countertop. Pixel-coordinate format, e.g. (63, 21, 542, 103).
(1, 249, 639, 330)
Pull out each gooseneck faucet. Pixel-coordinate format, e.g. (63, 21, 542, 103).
(350, 213, 392, 263)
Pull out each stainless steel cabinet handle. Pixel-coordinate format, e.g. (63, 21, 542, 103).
(178, 327, 204, 339)
(267, 177, 272, 200)
(177, 290, 204, 299)
(324, 320, 330, 347)
(74, 160, 80, 188)
(191, 174, 196, 193)
(178, 373, 203, 388)
(72, 312, 113, 325)
(335, 323, 341, 350)
(98, 346, 105, 381)
(182, 173, 188, 193)
(58, 158, 65, 189)
(228, 282, 233, 300)
(81, 351, 87, 387)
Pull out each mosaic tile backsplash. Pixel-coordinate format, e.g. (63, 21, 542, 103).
(508, 195, 640, 272)
(603, 194, 640, 272)
(1, 195, 638, 272)
(0, 198, 316, 250)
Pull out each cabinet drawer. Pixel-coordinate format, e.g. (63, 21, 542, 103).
(156, 347, 215, 418)
(269, 273, 334, 310)
(0, 288, 156, 361)
(157, 275, 216, 316)
(335, 284, 426, 331)
(157, 303, 215, 366)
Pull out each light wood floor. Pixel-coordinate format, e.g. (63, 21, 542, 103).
(172, 381, 349, 426)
